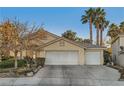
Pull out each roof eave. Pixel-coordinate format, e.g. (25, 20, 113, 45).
(86, 47, 106, 50)
(36, 37, 86, 50)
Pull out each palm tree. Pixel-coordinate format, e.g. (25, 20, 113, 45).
(81, 8, 95, 44)
(93, 8, 100, 45)
(119, 21, 124, 33)
(99, 18, 109, 46)
(94, 8, 106, 46)
(94, 8, 109, 46)
(107, 23, 119, 39)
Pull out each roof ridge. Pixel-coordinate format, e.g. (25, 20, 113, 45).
(41, 29, 60, 38)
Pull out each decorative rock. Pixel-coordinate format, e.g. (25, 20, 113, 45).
(38, 66, 42, 70)
(26, 72, 33, 77)
(119, 78, 124, 81)
(33, 66, 42, 73)
(106, 63, 110, 66)
(34, 69, 38, 73)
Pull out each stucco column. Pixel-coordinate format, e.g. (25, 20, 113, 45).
(40, 50, 45, 57)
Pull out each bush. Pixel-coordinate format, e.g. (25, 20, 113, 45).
(18, 59, 27, 67)
(0, 60, 14, 68)
(35, 57, 45, 67)
(104, 50, 112, 65)
(24, 56, 34, 64)
(0, 59, 27, 69)
(2, 56, 14, 61)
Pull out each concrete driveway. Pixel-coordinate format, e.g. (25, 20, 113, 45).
(0, 65, 124, 86)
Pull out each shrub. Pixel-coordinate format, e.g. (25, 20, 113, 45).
(35, 57, 45, 67)
(18, 59, 27, 67)
(0, 59, 27, 69)
(24, 56, 35, 64)
(104, 50, 112, 65)
(2, 56, 14, 61)
(0, 60, 14, 68)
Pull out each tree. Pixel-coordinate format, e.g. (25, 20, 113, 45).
(62, 30, 87, 44)
(83, 39, 91, 44)
(94, 17, 100, 46)
(4, 20, 29, 68)
(75, 37, 84, 43)
(0, 26, 2, 62)
(107, 21, 124, 40)
(119, 21, 124, 33)
(0, 19, 39, 68)
(0, 20, 13, 62)
(81, 8, 95, 44)
(107, 21, 124, 42)
(107, 23, 119, 39)
(62, 30, 92, 47)
(99, 18, 109, 46)
(93, 8, 109, 46)
(62, 30, 77, 41)
(94, 8, 106, 46)
(0, 29, 2, 62)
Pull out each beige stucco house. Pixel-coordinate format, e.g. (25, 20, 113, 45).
(111, 34, 124, 66)
(10, 29, 105, 65)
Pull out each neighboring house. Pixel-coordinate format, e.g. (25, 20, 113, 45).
(111, 34, 124, 66)
(10, 29, 105, 65)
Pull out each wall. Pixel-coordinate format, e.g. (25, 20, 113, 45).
(112, 36, 124, 66)
(10, 50, 27, 59)
(120, 36, 124, 47)
(40, 34, 57, 43)
(40, 39, 85, 65)
(118, 53, 124, 67)
(112, 38, 120, 64)
(118, 36, 124, 66)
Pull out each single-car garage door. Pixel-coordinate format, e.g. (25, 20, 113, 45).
(45, 51, 79, 65)
(85, 52, 101, 65)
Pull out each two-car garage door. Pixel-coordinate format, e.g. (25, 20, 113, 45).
(45, 51, 79, 65)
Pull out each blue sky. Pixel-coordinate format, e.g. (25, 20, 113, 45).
(0, 7, 124, 42)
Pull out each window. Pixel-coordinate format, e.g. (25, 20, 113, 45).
(59, 40, 65, 46)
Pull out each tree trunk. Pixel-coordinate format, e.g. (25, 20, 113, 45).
(100, 29, 103, 46)
(0, 51, 2, 62)
(96, 24, 99, 46)
(26, 50, 28, 57)
(20, 51, 22, 59)
(90, 17, 93, 44)
(14, 51, 18, 69)
(0, 55, 2, 62)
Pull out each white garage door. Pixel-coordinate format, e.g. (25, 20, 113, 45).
(85, 52, 101, 65)
(45, 51, 79, 65)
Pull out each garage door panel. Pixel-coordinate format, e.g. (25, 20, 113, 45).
(85, 52, 100, 65)
(45, 51, 78, 65)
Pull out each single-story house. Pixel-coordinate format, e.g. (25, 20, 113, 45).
(111, 34, 124, 66)
(10, 29, 105, 65)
